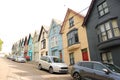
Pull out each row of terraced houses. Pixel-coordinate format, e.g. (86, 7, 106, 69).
(11, 0, 120, 67)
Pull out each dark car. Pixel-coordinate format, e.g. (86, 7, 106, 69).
(71, 61, 120, 80)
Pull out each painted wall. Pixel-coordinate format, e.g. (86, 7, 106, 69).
(48, 19, 64, 61)
(85, 0, 120, 67)
(33, 31, 39, 62)
(61, 9, 90, 65)
(39, 26, 49, 59)
(28, 35, 33, 61)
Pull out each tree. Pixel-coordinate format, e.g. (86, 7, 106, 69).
(0, 39, 3, 51)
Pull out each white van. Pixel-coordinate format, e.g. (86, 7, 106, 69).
(38, 56, 68, 74)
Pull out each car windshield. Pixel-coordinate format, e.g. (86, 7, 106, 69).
(52, 57, 62, 63)
(104, 63, 120, 73)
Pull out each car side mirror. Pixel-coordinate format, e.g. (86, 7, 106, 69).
(103, 69, 110, 74)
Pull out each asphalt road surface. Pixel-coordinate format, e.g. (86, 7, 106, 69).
(0, 58, 73, 80)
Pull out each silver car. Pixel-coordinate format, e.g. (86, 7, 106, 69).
(16, 56, 26, 63)
(38, 56, 68, 74)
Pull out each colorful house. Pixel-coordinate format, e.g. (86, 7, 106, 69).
(38, 25, 49, 58)
(27, 33, 34, 61)
(60, 8, 90, 65)
(48, 19, 64, 61)
(24, 36, 28, 59)
(33, 30, 39, 62)
(83, 0, 120, 67)
(18, 40, 22, 56)
(21, 38, 24, 57)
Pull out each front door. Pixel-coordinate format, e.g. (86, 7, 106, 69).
(82, 48, 89, 61)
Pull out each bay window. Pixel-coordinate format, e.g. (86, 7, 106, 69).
(67, 29, 79, 46)
(97, 19, 120, 42)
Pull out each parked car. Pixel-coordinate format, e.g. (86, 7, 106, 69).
(15, 56, 26, 63)
(71, 61, 120, 80)
(38, 56, 68, 74)
(11, 55, 17, 61)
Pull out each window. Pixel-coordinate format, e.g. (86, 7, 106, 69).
(67, 29, 79, 46)
(69, 17, 74, 27)
(97, 19, 120, 42)
(41, 39, 46, 49)
(101, 52, 113, 64)
(46, 51, 48, 56)
(69, 53, 75, 65)
(112, 19, 120, 37)
(98, 1, 109, 17)
(53, 26, 56, 34)
(52, 51, 56, 56)
(51, 36, 58, 48)
(42, 32, 45, 39)
(41, 54, 43, 57)
(93, 63, 106, 71)
(81, 62, 92, 69)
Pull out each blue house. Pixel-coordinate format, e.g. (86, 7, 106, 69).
(48, 19, 64, 61)
(27, 33, 33, 61)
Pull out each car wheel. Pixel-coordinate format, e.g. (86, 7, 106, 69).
(49, 67, 53, 74)
(73, 72, 81, 80)
(38, 64, 42, 70)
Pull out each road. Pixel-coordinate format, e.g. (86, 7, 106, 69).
(0, 58, 73, 80)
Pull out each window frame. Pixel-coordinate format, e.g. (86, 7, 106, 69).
(97, 1, 109, 17)
(41, 39, 46, 49)
(69, 17, 74, 28)
(51, 36, 58, 48)
(69, 53, 75, 65)
(101, 52, 113, 64)
(97, 19, 120, 42)
(67, 29, 79, 46)
(93, 63, 107, 71)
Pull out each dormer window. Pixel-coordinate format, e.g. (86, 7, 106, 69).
(69, 17, 74, 27)
(98, 1, 109, 17)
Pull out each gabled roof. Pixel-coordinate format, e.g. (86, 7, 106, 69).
(38, 25, 49, 41)
(82, 0, 95, 26)
(48, 18, 62, 37)
(33, 30, 39, 37)
(21, 38, 24, 46)
(19, 40, 22, 47)
(60, 8, 84, 34)
(24, 36, 28, 46)
(12, 44, 15, 50)
(27, 34, 31, 45)
(27, 32, 34, 45)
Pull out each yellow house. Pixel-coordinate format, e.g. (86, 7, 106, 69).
(60, 8, 90, 65)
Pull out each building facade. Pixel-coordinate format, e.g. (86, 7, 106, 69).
(27, 34, 34, 61)
(38, 26, 49, 59)
(60, 8, 90, 65)
(24, 36, 28, 59)
(48, 19, 64, 61)
(33, 30, 39, 62)
(83, 0, 120, 67)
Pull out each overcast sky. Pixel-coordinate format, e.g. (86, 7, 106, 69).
(0, 0, 92, 53)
